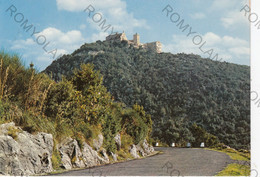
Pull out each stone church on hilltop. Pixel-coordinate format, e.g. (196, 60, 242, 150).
(105, 32, 162, 53)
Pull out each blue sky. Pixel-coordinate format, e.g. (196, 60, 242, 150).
(0, 0, 250, 71)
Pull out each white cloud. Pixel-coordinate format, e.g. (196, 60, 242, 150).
(34, 27, 84, 45)
(228, 47, 250, 56)
(190, 12, 206, 19)
(210, 0, 248, 11)
(79, 24, 87, 30)
(10, 27, 85, 70)
(210, 0, 238, 11)
(88, 31, 109, 42)
(221, 10, 249, 29)
(56, 0, 149, 34)
(222, 36, 248, 47)
(203, 32, 222, 45)
(162, 32, 249, 64)
(208, 0, 250, 29)
(11, 39, 34, 50)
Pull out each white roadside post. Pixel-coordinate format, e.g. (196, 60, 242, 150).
(200, 142, 205, 148)
(187, 142, 191, 148)
(155, 142, 159, 147)
(171, 143, 175, 147)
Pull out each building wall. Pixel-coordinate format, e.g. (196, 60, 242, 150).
(133, 33, 140, 46)
(144, 41, 162, 53)
(105, 32, 128, 41)
(120, 33, 128, 41)
(105, 33, 162, 53)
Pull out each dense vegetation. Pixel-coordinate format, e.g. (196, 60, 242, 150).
(0, 52, 152, 167)
(45, 40, 250, 150)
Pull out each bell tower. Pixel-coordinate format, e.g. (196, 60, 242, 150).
(133, 33, 140, 46)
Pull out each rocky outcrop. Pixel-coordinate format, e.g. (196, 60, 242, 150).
(129, 145, 140, 158)
(59, 138, 155, 169)
(0, 122, 53, 176)
(58, 138, 110, 170)
(138, 139, 154, 156)
(129, 139, 154, 158)
(58, 138, 85, 169)
(81, 142, 106, 167)
(0, 123, 155, 175)
(114, 133, 121, 150)
(93, 134, 103, 150)
(111, 152, 117, 162)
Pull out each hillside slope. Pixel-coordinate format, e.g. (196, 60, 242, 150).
(0, 52, 154, 175)
(44, 40, 250, 149)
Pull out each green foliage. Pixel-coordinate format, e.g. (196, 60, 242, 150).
(190, 123, 219, 147)
(0, 52, 24, 100)
(44, 79, 78, 119)
(216, 163, 250, 176)
(44, 40, 250, 149)
(0, 52, 153, 168)
(52, 141, 62, 170)
(117, 148, 133, 161)
(0, 100, 3, 117)
(0, 100, 10, 123)
(209, 148, 250, 161)
(7, 126, 20, 140)
(121, 133, 134, 150)
(154, 118, 194, 146)
(72, 64, 112, 125)
(121, 104, 152, 144)
(102, 112, 120, 153)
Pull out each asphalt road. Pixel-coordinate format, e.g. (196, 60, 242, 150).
(53, 147, 233, 176)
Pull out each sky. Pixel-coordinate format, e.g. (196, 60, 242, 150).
(0, 0, 250, 71)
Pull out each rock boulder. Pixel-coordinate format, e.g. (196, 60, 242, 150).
(0, 122, 53, 176)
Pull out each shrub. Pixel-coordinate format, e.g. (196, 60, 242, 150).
(121, 104, 152, 144)
(52, 141, 62, 170)
(121, 133, 134, 150)
(190, 123, 219, 147)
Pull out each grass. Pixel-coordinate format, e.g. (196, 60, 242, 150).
(216, 163, 250, 176)
(206, 147, 251, 176)
(117, 149, 133, 161)
(207, 148, 250, 161)
(7, 126, 20, 140)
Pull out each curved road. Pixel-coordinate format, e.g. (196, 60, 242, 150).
(53, 147, 233, 176)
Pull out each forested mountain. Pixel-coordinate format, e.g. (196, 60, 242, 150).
(44, 40, 250, 149)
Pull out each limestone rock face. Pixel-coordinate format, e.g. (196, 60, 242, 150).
(58, 138, 85, 169)
(93, 134, 103, 150)
(129, 139, 154, 158)
(58, 140, 110, 169)
(140, 139, 154, 156)
(99, 149, 109, 164)
(129, 145, 140, 158)
(81, 142, 110, 167)
(0, 122, 53, 176)
(111, 152, 117, 162)
(0, 123, 154, 175)
(114, 133, 121, 150)
(81, 142, 102, 167)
